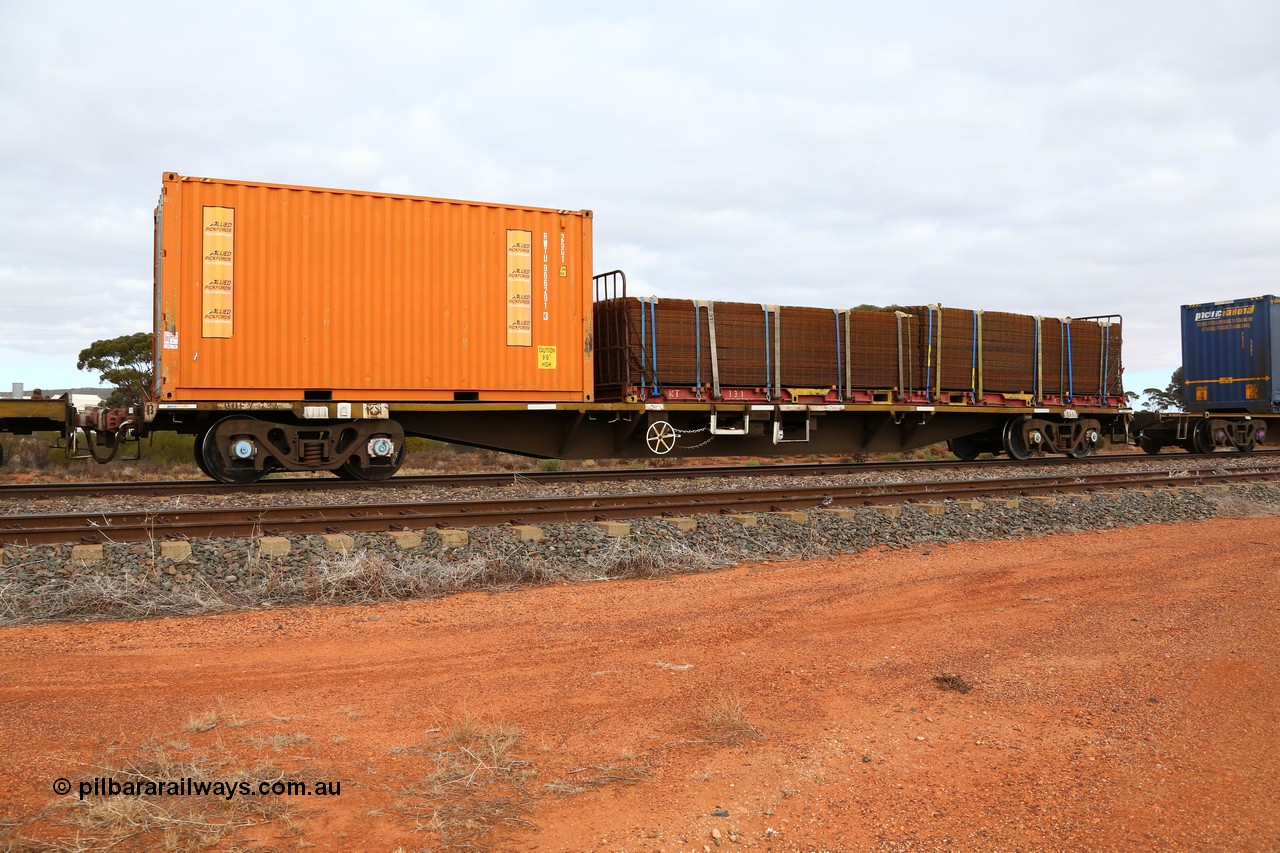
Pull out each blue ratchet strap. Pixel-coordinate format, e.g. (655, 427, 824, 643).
(925, 308, 935, 397)
(638, 297, 647, 396)
(649, 297, 660, 397)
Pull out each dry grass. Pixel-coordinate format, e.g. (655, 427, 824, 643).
(0, 536, 718, 627)
(933, 672, 974, 694)
(250, 733, 311, 751)
(699, 690, 762, 743)
(0, 573, 235, 626)
(399, 708, 536, 850)
(543, 763, 648, 796)
(425, 708, 526, 790)
(182, 711, 220, 733)
(4, 740, 303, 852)
(1210, 492, 1280, 519)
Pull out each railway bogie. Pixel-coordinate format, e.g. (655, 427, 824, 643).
(176, 413, 407, 483)
(1133, 412, 1274, 455)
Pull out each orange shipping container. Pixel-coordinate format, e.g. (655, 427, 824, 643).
(154, 173, 594, 402)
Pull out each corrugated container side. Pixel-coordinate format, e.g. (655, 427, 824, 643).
(1181, 295, 1279, 413)
(155, 174, 593, 402)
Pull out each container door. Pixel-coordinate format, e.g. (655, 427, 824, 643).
(1271, 300, 1280, 412)
(152, 197, 164, 400)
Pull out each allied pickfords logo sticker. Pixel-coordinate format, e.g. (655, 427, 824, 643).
(201, 206, 234, 339)
(506, 229, 533, 347)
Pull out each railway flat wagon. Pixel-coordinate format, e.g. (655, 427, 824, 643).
(1135, 295, 1280, 453)
(139, 175, 1131, 481)
(0, 396, 74, 467)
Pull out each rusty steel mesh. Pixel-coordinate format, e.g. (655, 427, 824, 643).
(847, 310, 910, 390)
(1039, 319, 1123, 399)
(981, 311, 1037, 394)
(902, 306, 978, 394)
(1040, 319, 1067, 398)
(779, 307, 840, 388)
(712, 302, 771, 388)
(592, 298, 1120, 401)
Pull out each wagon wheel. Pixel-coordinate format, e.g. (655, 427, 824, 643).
(1066, 427, 1099, 459)
(1190, 421, 1216, 455)
(192, 425, 214, 479)
(947, 434, 982, 462)
(1138, 435, 1163, 455)
(337, 441, 405, 480)
(1001, 418, 1033, 461)
(200, 417, 264, 484)
(645, 420, 677, 455)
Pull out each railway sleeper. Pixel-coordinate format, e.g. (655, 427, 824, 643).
(197, 416, 406, 483)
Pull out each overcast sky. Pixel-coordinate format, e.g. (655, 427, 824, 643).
(2, 1, 1277, 396)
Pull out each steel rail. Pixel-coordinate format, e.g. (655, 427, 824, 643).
(2, 465, 1276, 546)
(3, 449, 1277, 501)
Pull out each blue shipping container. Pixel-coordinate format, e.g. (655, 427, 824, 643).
(1181, 295, 1280, 413)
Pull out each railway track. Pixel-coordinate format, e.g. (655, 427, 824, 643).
(3, 462, 1277, 546)
(3, 449, 1278, 501)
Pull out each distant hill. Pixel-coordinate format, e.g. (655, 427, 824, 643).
(0, 386, 111, 400)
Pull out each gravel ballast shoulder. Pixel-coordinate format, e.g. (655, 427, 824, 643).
(2, 480, 1277, 625)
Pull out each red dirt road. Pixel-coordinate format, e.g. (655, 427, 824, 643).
(1, 518, 1277, 851)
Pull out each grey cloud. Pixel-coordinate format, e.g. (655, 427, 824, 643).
(1, 1, 1277, 389)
